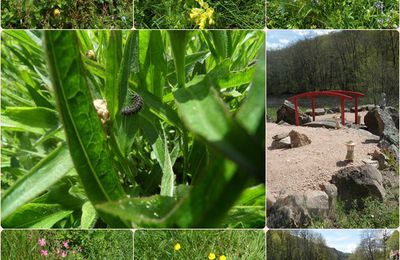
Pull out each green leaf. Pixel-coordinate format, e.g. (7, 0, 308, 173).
(3, 107, 59, 129)
(174, 76, 264, 179)
(168, 31, 189, 88)
(1, 145, 73, 220)
(2, 203, 73, 228)
(80, 201, 98, 228)
(236, 45, 266, 135)
(44, 31, 126, 226)
(96, 195, 177, 228)
(159, 125, 175, 197)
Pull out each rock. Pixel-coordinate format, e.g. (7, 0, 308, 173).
(371, 150, 388, 170)
(277, 120, 291, 126)
(364, 107, 397, 136)
(385, 106, 399, 129)
(267, 191, 276, 211)
(276, 100, 311, 125)
(330, 164, 386, 209)
(268, 191, 330, 228)
(272, 133, 289, 140)
(305, 108, 326, 116)
(321, 183, 338, 216)
(362, 159, 379, 168)
(351, 105, 376, 112)
(289, 130, 311, 148)
(267, 193, 311, 228)
(303, 190, 329, 216)
(326, 109, 335, 114)
(364, 107, 399, 157)
(271, 136, 291, 149)
(303, 120, 337, 129)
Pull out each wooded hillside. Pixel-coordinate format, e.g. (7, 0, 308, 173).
(267, 230, 350, 260)
(267, 31, 399, 106)
(267, 230, 399, 260)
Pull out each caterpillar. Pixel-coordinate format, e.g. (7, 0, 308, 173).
(121, 92, 143, 116)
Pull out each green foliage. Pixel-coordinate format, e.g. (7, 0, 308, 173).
(134, 230, 265, 259)
(311, 197, 399, 228)
(134, 0, 264, 29)
(267, 0, 399, 29)
(1, 0, 133, 29)
(1, 230, 133, 259)
(1, 30, 265, 228)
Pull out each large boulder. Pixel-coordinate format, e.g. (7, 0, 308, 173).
(267, 191, 329, 228)
(305, 108, 326, 116)
(364, 107, 398, 137)
(289, 130, 311, 148)
(276, 100, 311, 125)
(364, 107, 399, 157)
(330, 164, 385, 209)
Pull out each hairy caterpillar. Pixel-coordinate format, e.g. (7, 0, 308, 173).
(121, 92, 143, 116)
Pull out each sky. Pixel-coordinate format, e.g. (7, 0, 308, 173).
(266, 30, 339, 50)
(312, 229, 394, 253)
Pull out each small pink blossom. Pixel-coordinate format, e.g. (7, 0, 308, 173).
(40, 250, 48, 256)
(63, 241, 69, 249)
(60, 251, 67, 258)
(38, 238, 46, 247)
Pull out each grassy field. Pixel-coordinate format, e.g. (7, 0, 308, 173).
(134, 0, 264, 29)
(267, 0, 399, 29)
(134, 230, 265, 260)
(1, 0, 133, 28)
(1, 230, 133, 259)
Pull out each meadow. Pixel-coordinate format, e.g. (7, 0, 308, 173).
(1, 30, 265, 229)
(1, 0, 133, 29)
(134, 230, 265, 259)
(1, 230, 133, 259)
(267, 0, 399, 29)
(134, 0, 265, 29)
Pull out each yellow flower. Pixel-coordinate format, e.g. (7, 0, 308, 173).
(53, 8, 61, 17)
(174, 243, 181, 251)
(189, 0, 215, 29)
(219, 255, 227, 260)
(208, 253, 216, 260)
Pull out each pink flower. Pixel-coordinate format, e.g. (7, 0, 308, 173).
(40, 250, 48, 256)
(63, 241, 69, 249)
(60, 251, 67, 258)
(38, 238, 46, 247)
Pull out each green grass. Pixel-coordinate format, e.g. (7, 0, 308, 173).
(1, 0, 133, 28)
(311, 197, 399, 228)
(134, 230, 265, 260)
(267, 0, 399, 29)
(1, 230, 133, 259)
(134, 0, 264, 29)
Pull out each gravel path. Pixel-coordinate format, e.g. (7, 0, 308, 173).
(267, 112, 380, 197)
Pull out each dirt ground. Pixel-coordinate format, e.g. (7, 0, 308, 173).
(267, 111, 380, 198)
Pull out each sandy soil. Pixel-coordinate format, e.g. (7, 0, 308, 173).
(267, 111, 380, 198)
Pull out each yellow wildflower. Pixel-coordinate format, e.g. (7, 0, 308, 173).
(208, 253, 216, 260)
(189, 0, 215, 29)
(219, 255, 227, 260)
(174, 243, 181, 251)
(53, 8, 61, 17)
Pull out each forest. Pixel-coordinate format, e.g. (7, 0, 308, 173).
(267, 30, 399, 106)
(267, 230, 399, 260)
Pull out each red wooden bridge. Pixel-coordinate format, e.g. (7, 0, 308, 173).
(288, 90, 365, 126)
